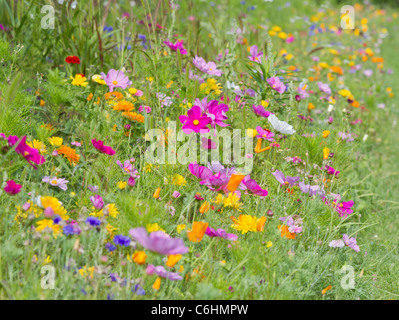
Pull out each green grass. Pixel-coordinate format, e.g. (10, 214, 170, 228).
(0, 0, 398, 300)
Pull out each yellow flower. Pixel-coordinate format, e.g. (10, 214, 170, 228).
(43, 256, 52, 264)
(27, 139, 47, 155)
(36, 219, 63, 238)
(246, 129, 258, 138)
(266, 241, 273, 248)
(199, 78, 222, 96)
(231, 214, 266, 234)
(171, 174, 186, 186)
(146, 223, 165, 233)
(71, 74, 88, 87)
(177, 224, 186, 234)
(49, 137, 63, 147)
(117, 181, 127, 189)
(91, 74, 106, 85)
(132, 251, 147, 265)
(213, 193, 225, 205)
(40, 196, 69, 220)
(261, 100, 269, 108)
(223, 192, 243, 211)
(106, 224, 118, 239)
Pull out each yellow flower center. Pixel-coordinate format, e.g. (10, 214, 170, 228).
(51, 180, 58, 185)
(112, 80, 118, 85)
(284, 181, 289, 185)
(193, 120, 200, 125)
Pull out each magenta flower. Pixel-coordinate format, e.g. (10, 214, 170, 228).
(164, 40, 187, 55)
(335, 200, 354, 218)
(100, 69, 132, 92)
(267, 76, 286, 94)
(325, 166, 340, 176)
(194, 97, 211, 112)
(138, 105, 151, 113)
(297, 83, 309, 99)
(179, 105, 212, 134)
(201, 137, 217, 150)
(241, 175, 268, 197)
(256, 126, 275, 142)
(252, 104, 271, 118)
(343, 234, 360, 252)
(205, 227, 238, 241)
(188, 163, 213, 181)
(92, 139, 115, 155)
(206, 100, 229, 130)
(272, 170, 300, 187)
(116, 159, 139, 178)
(248, 45, 263, 63)
(90, 195, 104, 210)
(4, 180, 22, 195)
(7, 135, 45, 169)
(129, 227, 189, 255)
(146, 264, 183, 280)
(172, 191, 181, 198)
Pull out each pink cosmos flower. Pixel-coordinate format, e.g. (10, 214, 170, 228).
(129, 227, 189, 255)
(100, 69, 132, 92)
(252, 104, 271, 118)
(343, 234, 360, 252)
(179, 105, 212, 134)
(7, 135, 45, 169)
(90, 195, 104, 210)
(42, 176, 69, 191)
(272, 170, 300, 187)
(188, 163, 213, 181)
(267, 76, 286, 94)
(138, 105, 151, 113)
(286, 36, 295, 43)
(335, 200, 354, 218)
(206, 100, 229, 130)
(71, 141, 82, 147)
(116, 159, 139, 178)
(201, 137, 217, 150)
(146, 264, 182, 280)
(248, 45, 263, 63)
(92, 139, 115, 155)
(164, 40, 187, 54)
(156, 93, 173, 107)
(205, 226, 238, 241)
(241, 175, 268, 197)
(4, 180, 22, 195)
(317, 81, 331, 95)
(256, 126, 275, 142)
(172, 191, 181, 198)
(192, 56, 222, 76)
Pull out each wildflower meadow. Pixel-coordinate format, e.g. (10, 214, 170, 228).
(0, 0, 399, 302)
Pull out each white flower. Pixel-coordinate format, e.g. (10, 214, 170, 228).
(268, 114, 296, 135)
(328, 239, 345, 248)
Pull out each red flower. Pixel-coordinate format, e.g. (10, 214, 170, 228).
(65, 56, 80, 64)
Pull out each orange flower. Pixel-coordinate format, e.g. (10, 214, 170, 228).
(87, 93, 93, 101)
(132, 251, 147, 265)
(153, 188, 161, 199)
(187, 221, 209, 242)
(351, 100, 360, 108)
(308, 102, 315, 110)
(322, 285, 332, 295)
(152, 277, 161, 290)
(226, 173, 245, 192)
(257, 216, 267, 232)
(113, 100, 134, 112)
(199, 201, 210, 214)
(122, 112, 145, 123)
(105, 91, 123, 100)
(322, 130, 330, 138)
(57, 145, 80, 165)
(254, 138, 271, 153)
(166, 254, 182, 268)
(278, 225, 296, 239)
(330, 66, 343, 75)
(323, 147, 330, 160)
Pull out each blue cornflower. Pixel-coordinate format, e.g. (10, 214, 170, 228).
(105, 242, 116, 252)
(113, 235, 131, 247)
(85, 216, 101, 226)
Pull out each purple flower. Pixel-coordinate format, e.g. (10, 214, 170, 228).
(116, 159, 139, 178)
(113, 234, 131, 247)
(298, 181, 324, 197)
(90, 195, 104, 210)
(267, 77, 286, 94)
(172, 191, 181, 198)
(272, 170, 300, 187)
(248, 45, 263, 63)
(317, 81, 331, 95)
(156, 93, 173, 107)
(343, 234, 360, 252)
(85, 216, 101, 226)
(100, 69, 132, 92)
(106, 242, 116, 252)
(179, 105, 212, 134)
(129, 227, 189, 255)
(194, 97, 211, 112)
(297, 83, 309, 99)
(205, 226, 238, 241)
(252, 104, 271, 118)
(4, 180, 22, 195)
(146, 264, 183, 280)
(133, 284, 145, 295)
(188, 163, 213, 180)
(63, 222, 81, 235)
(164, 40, 187, 54)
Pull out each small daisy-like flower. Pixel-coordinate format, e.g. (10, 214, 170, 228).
(70, 74, 88, 87)
(42, 176, 69, 191)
